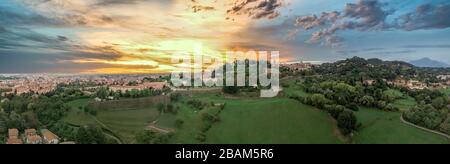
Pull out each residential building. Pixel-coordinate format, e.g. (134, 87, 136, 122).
(7, 129, 23, 144)
(41, 129, 59, 144)
(24, 128, 42, 144)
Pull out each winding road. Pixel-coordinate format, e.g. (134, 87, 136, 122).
(400, 115, 450, 140)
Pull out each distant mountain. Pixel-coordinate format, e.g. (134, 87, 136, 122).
(409, 58, 450, 68)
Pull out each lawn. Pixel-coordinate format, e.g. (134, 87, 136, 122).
(168, 103, 211, 144)
(64, 98, 98, 126)
(63, 90, 449, 144)
(281, 78, 311, 97)
(205, 98, 342, 144)
(95, 107, 161, 143)
(392, 96, 416, 111)
(64, 98, 167, 143)
(353, 107, 449, 144)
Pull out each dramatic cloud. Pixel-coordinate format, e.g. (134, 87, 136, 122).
(0, 4, 61, 27)
(396, 3, 450, 31)
(227, 0, 284, 19)
(295, 0, 393, 47)
(293, 0, 450, 47)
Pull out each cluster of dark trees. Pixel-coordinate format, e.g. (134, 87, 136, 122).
(157, 103, 180, 114)
(403, 89, 450, 134)
(75, 125, 115, 144)
(0, 86, 112, 144)
(95, 87, 169, 100)
(135, 130, 173, 144)
(196, 104, 225, 143)
(290, 57, 450, 135)
(287, 57, 433, 135)
(291, 94, 359, 135)
(301, 79, 402, 112)
(186, 99, 207, 110)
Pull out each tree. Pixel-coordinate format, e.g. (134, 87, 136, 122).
(431, 97, 448, 110)
(157, 103, 165, 114)
(337, 110, 358, 135)
(309, 94, 330, 108)
(170, 93, 182, 102)
(175, 119, 184, 128)
(223, 86, 239, 94)
(359, 95, 375, 106)
(439, 117, 450, 134)
(96, 87, 109, 99)
(346, 103, 359, 111)
(6, 111, 26, 130)
(135, 130, 171, 144)
(0, 111, 8, 133)
(75, 125, 107, 144)
(325, 105, 345, 119)
(404, 104, 447, 130)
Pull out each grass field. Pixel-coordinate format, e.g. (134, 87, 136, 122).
(281, 78, 311, 97)
(64, 97, 167, 143)
(205, 98, 342, 144)
(392, 96, 416, 111)
(96, 108, 160, 143)
(63, 88, 449, 144)
(353, 107, 449, 144)
(64, 98, 98, 125)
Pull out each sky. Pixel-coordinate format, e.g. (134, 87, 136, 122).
(0, 0, 450, 73)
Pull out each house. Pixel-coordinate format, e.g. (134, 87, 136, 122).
(7, 129, 23, 144)
(41, 129, 59, 144)
(7, 138, 23, 144)
(8, 128, 19, 138)
(24, 129, 37, 136)
(143, 82, 167, 90)
(364, 80, 375, 86)
(24, 128, 42, 144)
(26, 135, 42, 144)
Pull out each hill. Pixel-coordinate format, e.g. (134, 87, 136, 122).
(409, 57, 450, 68)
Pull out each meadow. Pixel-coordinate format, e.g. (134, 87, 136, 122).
(205, 98, 342, 144)
(63, 87, 449, 144)
(353, 107, 449, 144)
(392, 96, 416, 111)
(64, 97, 165, 143)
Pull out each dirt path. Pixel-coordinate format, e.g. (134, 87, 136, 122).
(400, 115, 450, 140)
(89, 115, 123, 144)
(329, 116, 351, 144)
(147, 124, 173, 133)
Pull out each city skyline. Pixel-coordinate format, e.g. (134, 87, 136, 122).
(1, 0, 450, 74)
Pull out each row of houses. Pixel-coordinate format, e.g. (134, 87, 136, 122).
(281, 62, 314, 72)
(109, 82, 167, 92)
(364, 79, 448, 90)
(7, 128, 60, 144)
